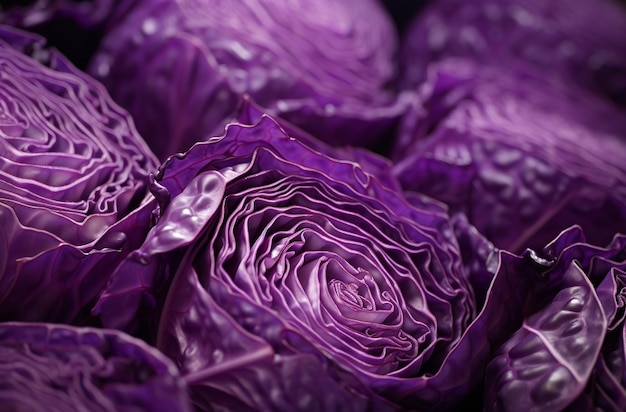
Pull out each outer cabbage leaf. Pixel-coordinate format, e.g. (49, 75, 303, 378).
(483, 227, 626, 411)
(0, 322, 191, 411)
(0, 26, 159, 323)
(554, 232, 626, 412)
(400, 0, 626, 105)
(233, 97, 404, 194)
(88, 0, 407, 159)
(392, 59, 626, 252)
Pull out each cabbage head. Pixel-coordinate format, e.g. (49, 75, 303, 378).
(0, 26, 159, 323)
(400, 0, 626, 105)
(88, 0, 405, 159)
(92, 102, 613, 410)
(392, 59, 626, 252)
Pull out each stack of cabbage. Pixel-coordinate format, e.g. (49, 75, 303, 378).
(0, 0, 625, 411)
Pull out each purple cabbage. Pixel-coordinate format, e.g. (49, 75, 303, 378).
(93, 103, 478, 409)
(87, 0, 406, 159)
(483, 227, 626, 411)
(0, 322, 191, 411)
(400, 0, 626, 105)
(91, 101, 615, 410)
(562, 233, 626, 411)
(0, 26, 159, 323)
(392, 59, 626, 252)
(0, 3, 623, 410)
